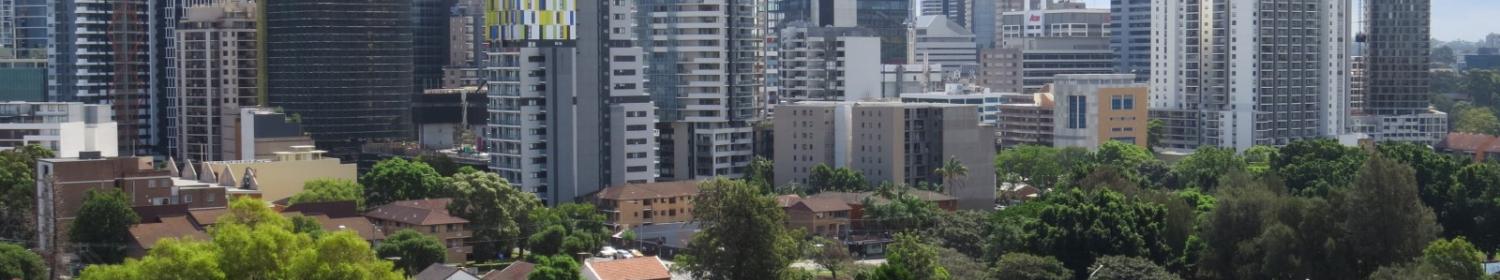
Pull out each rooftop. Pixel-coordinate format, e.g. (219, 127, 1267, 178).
(365, 198, 469, 226)
(596, 181, 701, 201)
(583, 256, 672, 280)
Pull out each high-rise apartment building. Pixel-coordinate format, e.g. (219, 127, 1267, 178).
(262, 0, 414, 156)
(1150, 0, 1350, 151)
(776, 23, 883, 102)
(910, 15, 978, 74)
(637, 0, 762, 180)
(172, 0, 257, 163)
(1110, 0, 1151, 81)
(1346, 0, 1446, 144)
(49, 0, 168, 156)
(484, 0, 659, 205)
(0, 102, 117, 157)
(1, 0, 46, 59)
(773, 101, 995, 210)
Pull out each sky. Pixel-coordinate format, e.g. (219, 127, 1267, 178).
(1075, 0, 1498, 41)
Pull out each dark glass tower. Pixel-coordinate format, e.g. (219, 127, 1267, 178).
(1365, 0, 1430, 116)
(263, 0, 414, 155)
(411, 0, 453, 90)
(857, 0, 912, 63)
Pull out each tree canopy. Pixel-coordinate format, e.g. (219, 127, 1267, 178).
(1271, 139, 1365, 196)
(0, 145, 52, 242)
(70, 189, 140, 264)
(674, 178, 802, 280)
(1019, 188, 1169, 276)
(527, 254, 581, 280)
(361, 158, 446, 207)
(808, 164, 869, 192)
(375, 229, 447, 276)
(289, 179, 365, 210)
(445, 172, 539, 260)
(1455, 106, 1500, 135)
(0, 242, 44, 280)
(78, 197, 402, 280)
(989, 253, 1070, 280)
(1090, 255, 1181, 280)
(527, 203, 609, 256)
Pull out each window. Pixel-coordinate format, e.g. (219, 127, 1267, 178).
(626, 125, 648, 131)
(182, 194, 193, 203)
(1068, 96, 1088, 129)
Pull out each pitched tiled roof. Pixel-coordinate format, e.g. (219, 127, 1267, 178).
(128, 215, 209, 251)
(414, 263, 475, 280)
(481, 261, 535, 280)
(808, 190, 957, 206)
(583, 257, 672, 280)
(596, 181, 700, 201)
(775, 194, 801, 208)
(791, 197, 851, 213)
(365, 198, 468, 226)
(187, 207, 229, 226)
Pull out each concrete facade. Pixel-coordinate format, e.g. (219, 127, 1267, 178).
(1049, 74, 1149, 150)
(996, 93, 1056, 148)
(910, 15, 979, 74)
(0, 102, 117, 158)
(172, 1, 258, 163)
(776, 23, 883, 102)
(774, 102, 996, 210)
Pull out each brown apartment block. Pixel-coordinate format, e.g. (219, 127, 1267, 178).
(594, 181, 699, 230)
(365, 199, 472, 263)
(36, 154, 188, 259)
(782, 197, 852, 238)
(996, 90, 1056, 148)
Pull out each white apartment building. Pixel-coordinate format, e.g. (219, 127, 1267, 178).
(1150, 0, 1350, 151)
(485, 0, 658, 205)
(0, 102, 117, 157)
(882, 64, 948, 98)
(910, 15, 978, 74)
(900, 84, 1024, 126)
(776, 22, 883, 102)
(638, 0, 762, 179)
(172, 0, 258, 163)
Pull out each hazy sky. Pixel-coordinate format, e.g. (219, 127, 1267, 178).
(1075, 0, 1497, 41)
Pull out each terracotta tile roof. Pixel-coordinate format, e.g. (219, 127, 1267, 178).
(286, 213, 385, 241)
(596, 181, 700, 201)
(808, 190, 956, 206)
(481, 261, 535, 280)
(365, 198, 468, 226)
(775, 194, 802, 208)
(790, 197, 851, 213)
(1438, 132, 1500, 153)
(583, 256, 672, 280)
(128, 215, 209, 251)
(187, 207, 228, 226)
(807, 192, 870, 205)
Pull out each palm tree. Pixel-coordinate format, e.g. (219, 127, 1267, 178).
(933, 157, 968, 196)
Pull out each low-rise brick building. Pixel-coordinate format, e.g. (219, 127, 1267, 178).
(594, 181, 699, 230)
(365, 198, 472, 263)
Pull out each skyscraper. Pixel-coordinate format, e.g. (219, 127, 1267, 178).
(910, 15, 978, 73)
(980, 5, 1111, 93)
(49, 0, 165, 156)
(637, 0, 762, 180)
(484, 0, 659, 205)
(1, 0, 47, 59)
(921, 0, 968, 27)
(1346, 0, 1447, 144)
(412, 0, 453, 90)
(262, 0, 414, 156)
(858, 0, 914, 63)
(1110, 0, 1151, 81)
(1150, 0, 1350, 151)
(173, 0, 257, 163)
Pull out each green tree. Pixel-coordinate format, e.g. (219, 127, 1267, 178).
(1147, 119, 1164, 150)
(808, 236, 852, 280)
(1241, 145, 1278, 175)
(932, 247, 987, 280)
(527, 255, 581, 280)
(1466, 70, 1500, 108)
(1171, 146, 1247, 191)
(1272, 139, 1365, 196)
(361, 158, 445, 207)
(1021, 189, 1169, 275)
(747, 157, 775, 193)
(375, 229, 447, 276)
(286, 231, 404, 280)
(876, 233, 948, 280)
(0, 242, 44, 280)
(0, 145, 52, 242)
(989, 253, 1070, 280)
(1419, 237, 1486, 280)
(1433, 46, 1458, 66)
(1089, 255, 1180, 280)
(933, 157, 968, 193)
(922, 211, 989, 258)
(528, 203, 609, 256)
(446, 172, 540, 260)
(994, 146, 1074, 190)
(290, 215, 324, 237)
(79, 198, 402, 280)
(70, 189, 139, 264)
(674, 178, 801, 280)
(863, 183, 942, 232)
(1094, 141, 1155, 168)
(1455, 106, 1500, 135)
(417, 155, 462, 177)
(809, 164, 869, 192)
(1451, 163, 1500, 253)
(1344, 155, 1442, 278)
(289, 179, 365, 210)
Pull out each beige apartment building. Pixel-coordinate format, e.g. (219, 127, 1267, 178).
(997, 91, 1056, 148)
(594, 181, 699, 230)
(1050, 74, 1148, 150)
(365, 198, 472, 263)
(773, 101, 996, 210)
